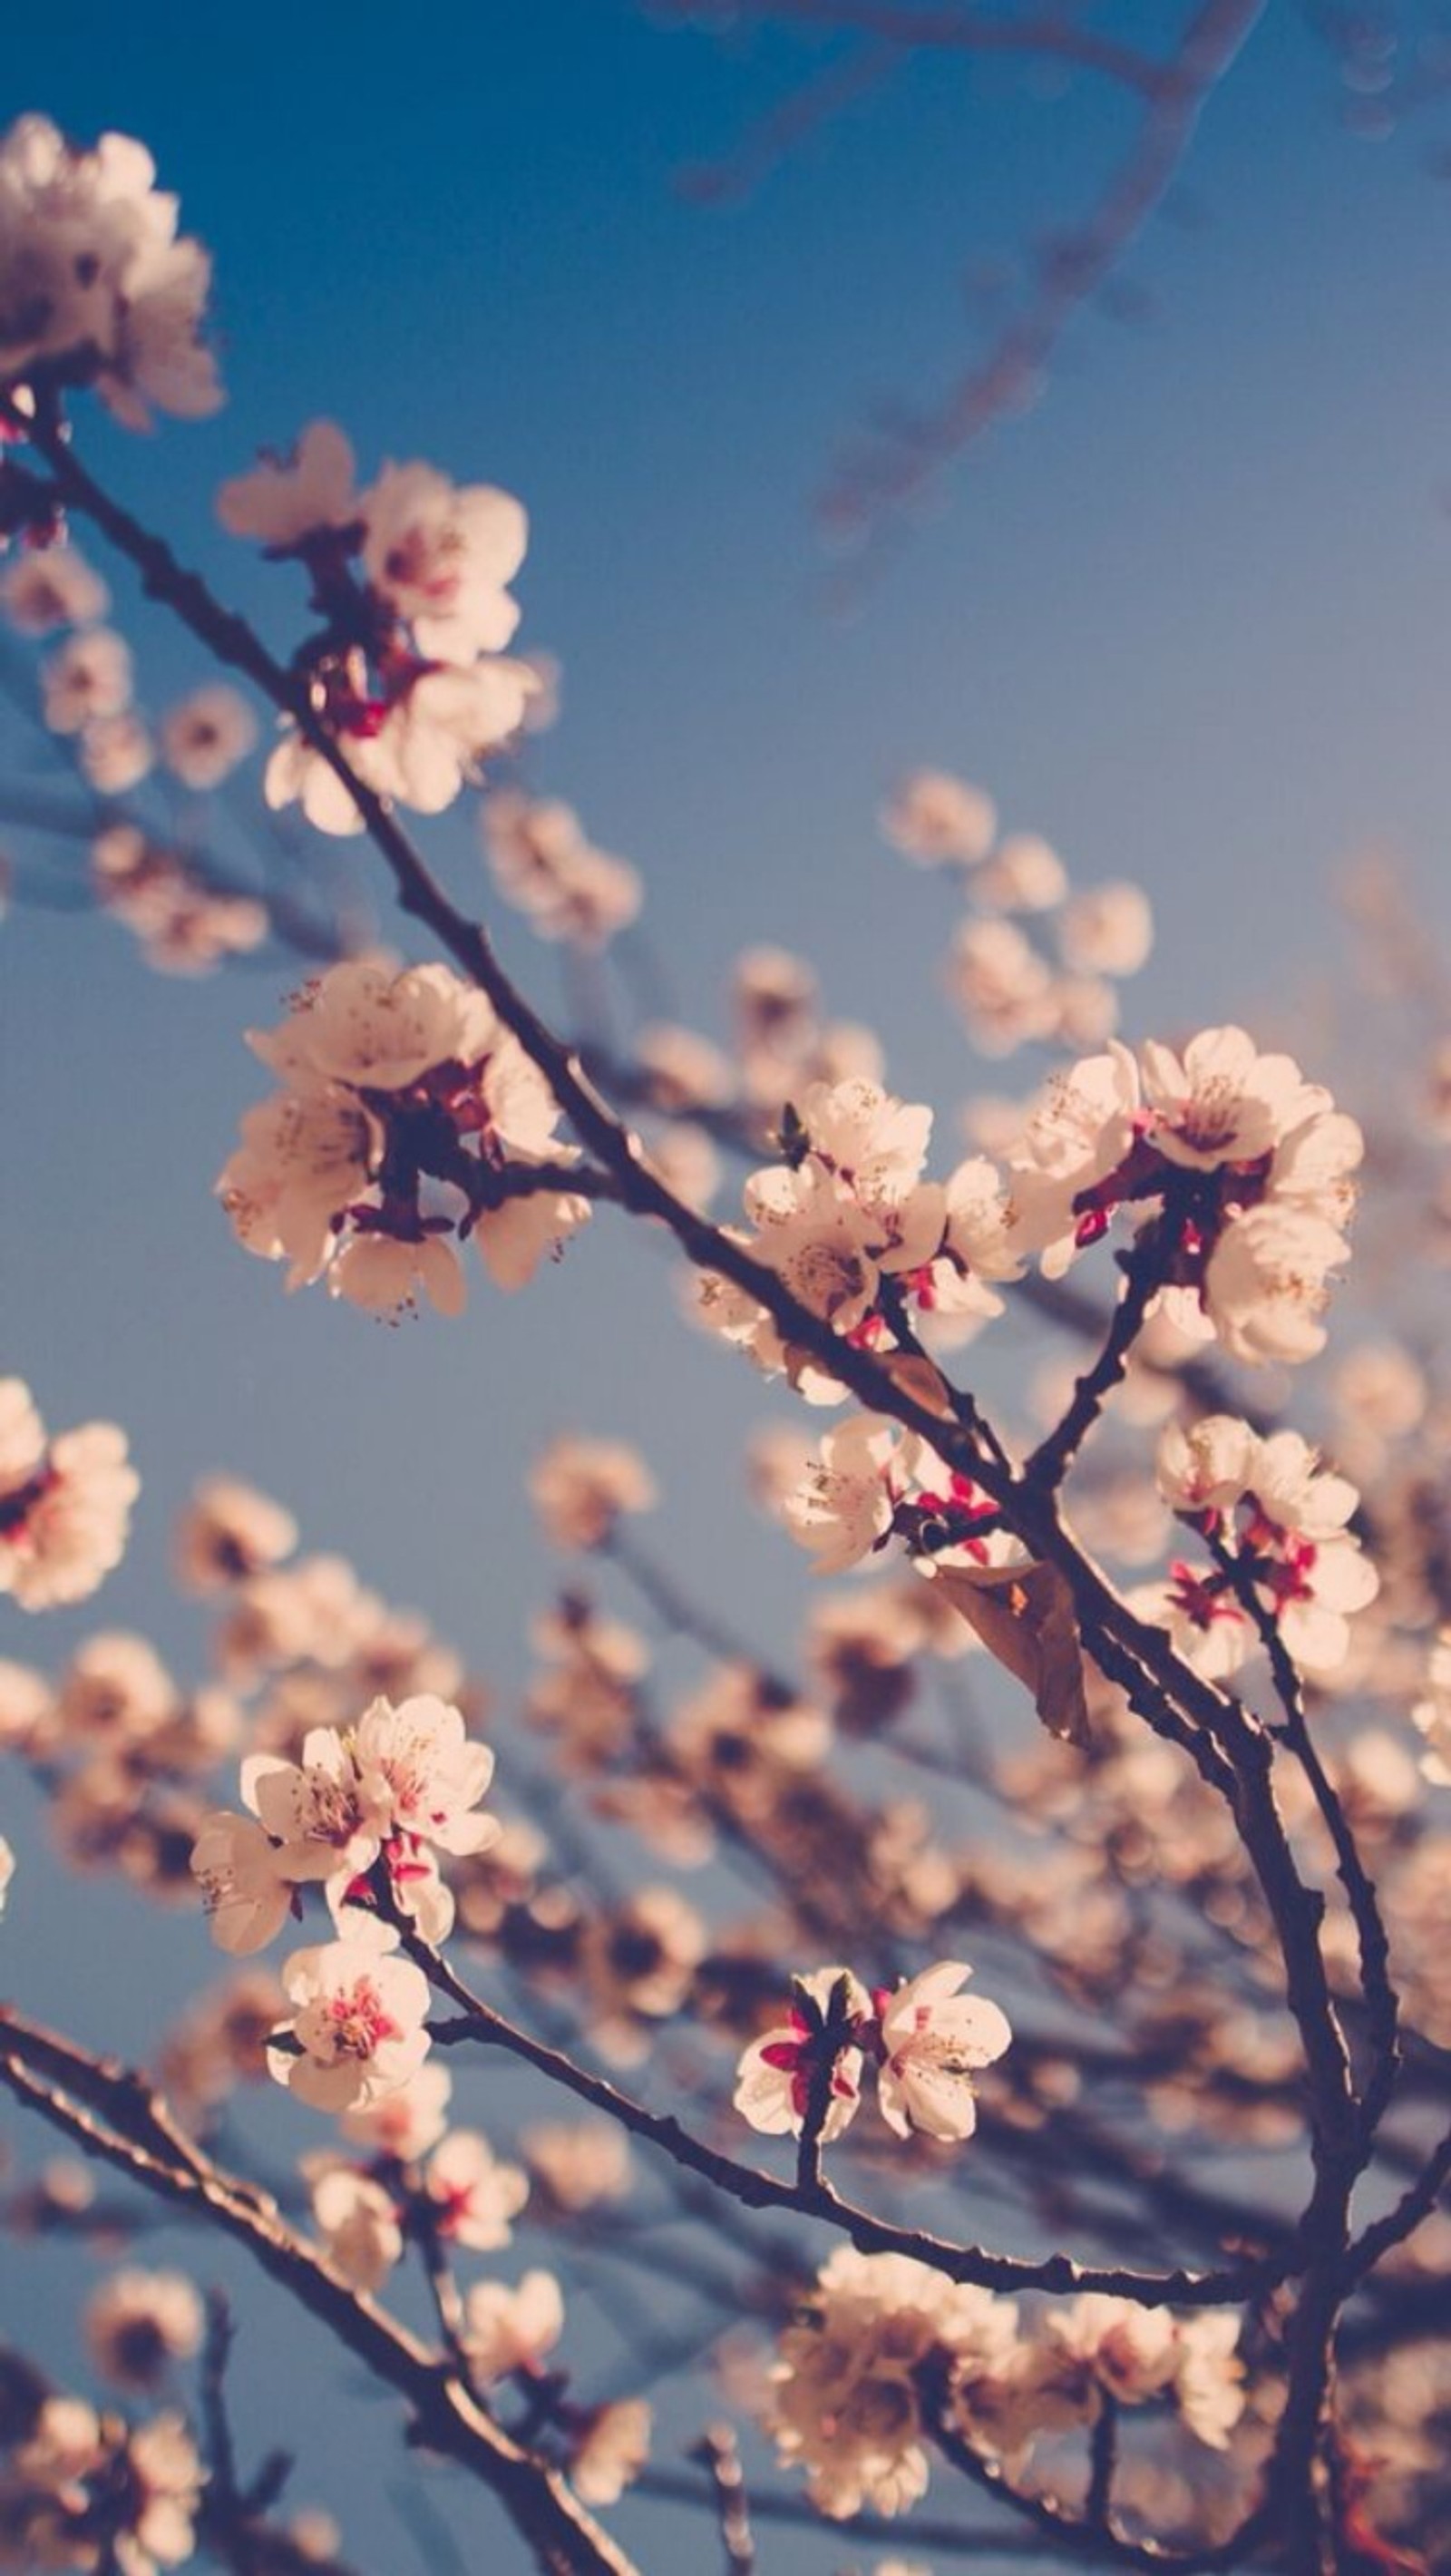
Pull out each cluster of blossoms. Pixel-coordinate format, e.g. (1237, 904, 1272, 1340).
(0, 114, 219, 429)
(1, 524, 264, 854)
(217, 955, 591, 1317)
(288, 2058, 648, 2503)
(1144, 1417, 1380, 1681)
(696, 1071, 1023, 1397)
(91, 822, 268, 974)
(770, 2249, 1243, 2520)
(483, 789, 642, 951)
(191, 1687, 498, 2107)
(735, 1961, 1011, 2144)
(216, 419, 537, 829)
(1005, 1026, 1360, 1362)
(882, 766, 1154, 1055)
(0, 2363, 202, 2576)
(0, 1378, 137, 1611)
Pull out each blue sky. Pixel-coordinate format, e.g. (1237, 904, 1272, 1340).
(4, 5, 1451, 2567)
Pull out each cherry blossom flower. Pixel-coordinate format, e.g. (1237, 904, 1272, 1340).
(353, 1692, 498, 1857)
(0, 1834, 13, 1916)
(79, 707, 153, 792)
(1202, 1206, 1349, 1366)
(327, 1232, 468, 1322)
(521, 2120, 633, 2214)
(84, 2271, 203, 2391)
(217, 421, 358, 548)
(975, 832, 1067, 912)
(340, 2059, 453, 2161)
(734, 1966, 872, 2140)
(158, 683, 258, 789)
(1140, 1025, 1324, 1172)
(172, 1475, 298, 1593)
(569, 2398, 652, 2506)
(424, 2129, 529, 2249)
(264, 658, 537, 834)
(240, 1727, 389, 1897)
(529, 1435, 657, 1550)
(0, 1380, 138, 1611)
(482, 790, 642, 948)
(777, 1418, 907, 1574)
(875, 1961, 1012, 2141)
(881, 768, 997, 866)
(268, 1912, 432, 2113)
(0, 542, 108, 632)
(190, 1810, 295, 1955)
(1154, 1413, 1262, 1517)
(360, 461, 526, 660)
(1046, 2295, 1244, 2447)
(771, 2249, 1018, 2519)
(0, 115, 220, 424)
(463, 2270, 564, 2382)
(1057, 881, 1154, 977)
(42, 626, 131, 732)
(306, 2159, 404, 2291)
(949, 916, 1058, 1056)
(92, 825, 268, 973)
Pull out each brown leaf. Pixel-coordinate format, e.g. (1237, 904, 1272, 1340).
(931, 1559, 1092, 1748)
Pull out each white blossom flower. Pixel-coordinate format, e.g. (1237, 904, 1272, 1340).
(258, 958, 496, 1093)
(570, 2399, 651, 2506)
(771, 2249, 1009, 2520)
(0, 115, 219, 424)
(474, 1185, 592, 1289)
(1203, 1206, 1349, 1365)
(269, 1912, 432, 2113)
(521, 2119, 633, 2213)
(881, 769, 997, 866)
(876, 1961, 1012, 2142)
(0, 1382, 138, 1611)
(0, 1834, 11, 1916)
(241, 1726, 389, 1896)
(1, 542, 108, 632)
(424, 2130, 529, 2249)
(328, 1233, 468, 1322)
(190, 1810, 295, 1955)
(264, 660, 536, 834)
(1154, 1415, 1262, 1516)
(1007, 1043, 1142, 1273)
(42, 626, 132, 731)
(734, 1966, 872, 2140)
(159, 684, 258, 789)
(1141, 1026, 1324, 1172)
(975, 832, 1067, 912)
(217, 420, 357, 548)
(353, 1693, 498, 1857)
(482, 790, 641, 947)
(173, 1475, 297, 1592)
(529, 1436, 657, 1550)
(1057, 882, 1154, 977)
(463, 2269, 564, 2381)
(778, 1418, 907, 1574)
(307, 2159, 404, 2290)
(949, 917, 1057, 1056)
(79, 707, 154, 793)
(85, 2270, 203, 2390)
(360, 460, 527, 660)
(339, 2059, 453, 2160)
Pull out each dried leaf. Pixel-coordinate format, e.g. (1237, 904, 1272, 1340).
(932, 1559, 1092, 1748)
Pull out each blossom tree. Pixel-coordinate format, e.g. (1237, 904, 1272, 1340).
(1, 95, 1450, 2576)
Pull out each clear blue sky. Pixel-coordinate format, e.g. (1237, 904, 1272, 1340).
(4, 5, 1451, 2566)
